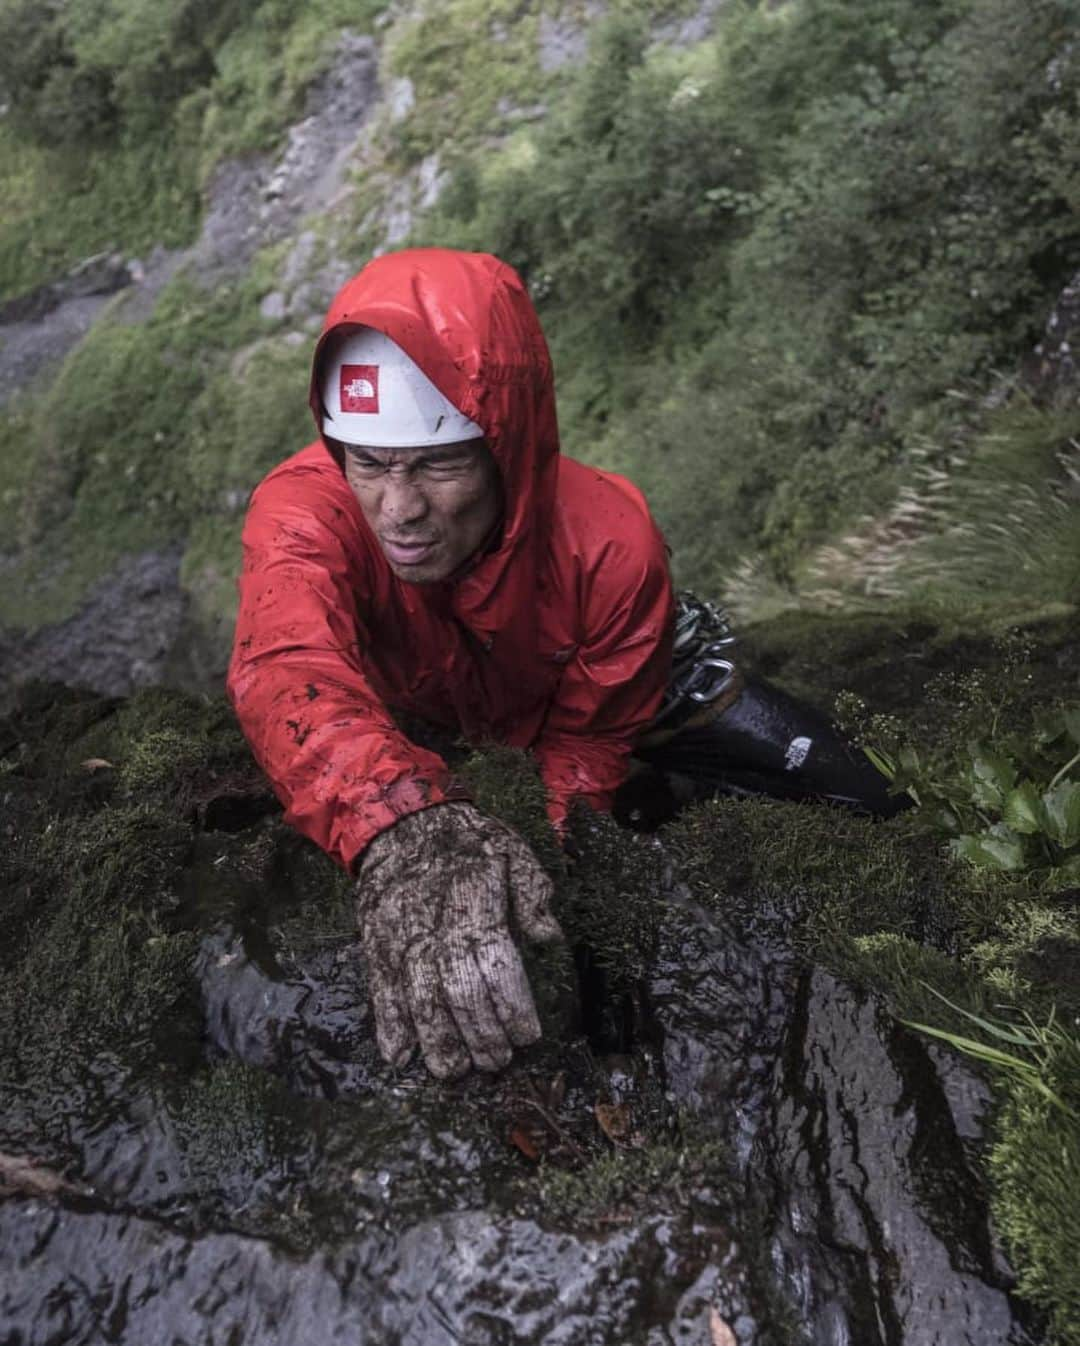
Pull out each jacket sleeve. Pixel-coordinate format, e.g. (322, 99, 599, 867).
(531, 533, 674, 828)
(226, 458, 464, 872)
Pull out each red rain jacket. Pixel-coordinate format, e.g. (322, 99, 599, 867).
(227, 249, 673, 871)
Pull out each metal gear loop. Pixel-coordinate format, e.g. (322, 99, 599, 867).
(654, 591, 738, 727)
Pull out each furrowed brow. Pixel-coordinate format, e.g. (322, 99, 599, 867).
(346, 446, 476, 468)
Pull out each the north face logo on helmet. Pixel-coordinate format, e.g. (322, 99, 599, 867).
(340, 364, 379, 413)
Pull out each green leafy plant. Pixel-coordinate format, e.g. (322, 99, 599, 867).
(866, 705, 1080, 882)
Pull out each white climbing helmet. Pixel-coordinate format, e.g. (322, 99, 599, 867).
(319, 327, 483, 448)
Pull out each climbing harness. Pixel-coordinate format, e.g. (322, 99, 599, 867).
(651, 591, 739, 732)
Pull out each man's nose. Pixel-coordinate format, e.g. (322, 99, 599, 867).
(379, 473, 429, 525)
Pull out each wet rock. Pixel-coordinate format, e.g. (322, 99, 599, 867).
(647, 896, 1037, 1346)
(0, 687, 1053, 1343)
(763, 969, 1026, 1346)
(0, 250, 149, 404)
(0, 250, 131, 326)
(0, 546, 186, 707)
(0, 1199, 757, 1346)
(195, 926, 384, 1099)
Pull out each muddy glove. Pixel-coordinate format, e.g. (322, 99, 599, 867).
(355, 802, 563, 1080)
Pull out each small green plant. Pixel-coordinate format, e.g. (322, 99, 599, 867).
(867, 707, 1080, 882)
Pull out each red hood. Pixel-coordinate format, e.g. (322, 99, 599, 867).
(309, 248, 560, 637)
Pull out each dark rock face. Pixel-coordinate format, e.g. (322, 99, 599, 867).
(647, 896, 1035, 1346)
(4, 897, 1034, 1344)
(0, 251, 137, 404)
(0, 546, 186, 708)
(2, 1201, 749, 1346)
(196, 926, 385, 1099)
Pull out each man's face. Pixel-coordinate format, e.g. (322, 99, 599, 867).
(342, 439, 502, 583)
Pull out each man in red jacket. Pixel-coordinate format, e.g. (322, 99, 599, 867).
(228, 248, 675, 1080)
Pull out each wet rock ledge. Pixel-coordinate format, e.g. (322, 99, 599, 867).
(0, 679, 1051, 1344)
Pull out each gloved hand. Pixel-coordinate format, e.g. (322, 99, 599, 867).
(355, 802, 564, 1079)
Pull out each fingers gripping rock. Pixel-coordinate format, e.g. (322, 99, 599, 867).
(355, 802, 562, 1077)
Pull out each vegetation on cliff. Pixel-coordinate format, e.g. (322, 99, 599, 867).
(0, 0, 1076, 634)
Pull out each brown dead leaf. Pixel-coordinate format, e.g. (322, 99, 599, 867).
(709, 1308, 736, 1346)
(79, 758, 114, 773)
(508, 1125, 542, 1163)
(594, 1101, 632, 1146)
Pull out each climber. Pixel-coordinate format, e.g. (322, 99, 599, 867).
(228, 247, 901, 1084)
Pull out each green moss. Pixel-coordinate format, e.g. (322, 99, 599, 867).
(992, 1076, 1080, 1343)
(0, 684, 268, 1078)
(665, 795, 957, 947)
(457, 744, 565, 875)
(0, 799, 196, 1073)
(169, 1059, 309, 1206)
(835, 933, 990, 1028)
(534, 1122, 729, 1229)
(0, 396, 37, 550)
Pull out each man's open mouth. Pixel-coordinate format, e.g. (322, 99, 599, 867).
(381, 537, 438, 565)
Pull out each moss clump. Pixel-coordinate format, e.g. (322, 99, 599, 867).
(665, 795, 962, 952)
(533, 1123, 729, 1230)
(991, 1071, 1080, 1345)
(0, 799, 196, 1076)
(0, 684, 275, 1081)
(459, 744, 673, 994)
(457, 743, 566, 877)
(836, 933, 990, 1029)
(167, 1061, 315, 1234)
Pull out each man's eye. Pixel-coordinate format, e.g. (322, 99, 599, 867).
(350, 459, 386, 478)
(421, 460, 469, 478)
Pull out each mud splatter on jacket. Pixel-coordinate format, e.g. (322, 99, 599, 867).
(227, 249, 674, 870)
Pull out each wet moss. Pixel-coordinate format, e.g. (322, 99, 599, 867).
(992, 1079, 1080, 1345)
(459, 745, 676, 1041)
(532, 1121, 729, 1230)
(664, 796, 965, 956)
(832, 933, 990, 1030)
(0, 684, 272, 1079)
(168, 1061, 316, 1230)
(1, 799, 196, 1076)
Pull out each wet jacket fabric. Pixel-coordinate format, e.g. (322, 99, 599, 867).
(227, 249, 674, 871)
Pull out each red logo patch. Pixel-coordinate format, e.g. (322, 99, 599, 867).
(340, 364, 379, 414)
